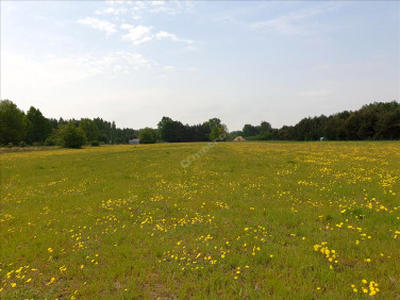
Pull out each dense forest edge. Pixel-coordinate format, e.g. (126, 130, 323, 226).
(0, 99, 399, 148)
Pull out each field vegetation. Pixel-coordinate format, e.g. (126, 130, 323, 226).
(1, 142, 399, 299)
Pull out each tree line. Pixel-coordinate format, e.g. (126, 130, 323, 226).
(0, 100, 137, 148)
(230, 101, 400, 141)
(274, 101, 400, 141)
(0, 99, 399, 148)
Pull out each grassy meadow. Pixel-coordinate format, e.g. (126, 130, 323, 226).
(1, 142, 399, 299)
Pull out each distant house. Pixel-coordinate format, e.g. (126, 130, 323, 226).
(129, 139, 140, 144)
(233, 136, 246, 142)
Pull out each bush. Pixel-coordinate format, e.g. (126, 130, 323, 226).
(91, 140, 100, 147)
(57, 122, 87, 148)
(138, 128, 157, 144)
(44, 136, 56, 146)
(18, 141, 28, 147)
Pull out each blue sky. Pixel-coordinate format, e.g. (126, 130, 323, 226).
(1, 1, 399, 130)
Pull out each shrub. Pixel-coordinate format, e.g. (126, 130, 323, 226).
(138, 128, 157, 144)
(57, 121, 87, 148)
(91, 140, 100, 147)
(44, 136, 56, 146)
(18, 141, 28, 147)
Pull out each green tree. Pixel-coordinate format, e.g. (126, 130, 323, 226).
(205, 118, 222, 130)
(242, 124, 259, 137)
(0, 100, 27, 145)
(79, 118, 100, 143)
(210, 125, 228, 141)
(259, 121, 272, 133)
(157, 117, 186, 142)
(110, 121, 117, 144)
(158, 116, 174, 142)
(344, 113, 362, 140)
(57, 121, 87, 148)
(324, 116, 346, 140)
(25, 106, 52, 144)
(375, 108, 400, 139)
(257, 121, 272, 140)
(138, 127, 157, 144)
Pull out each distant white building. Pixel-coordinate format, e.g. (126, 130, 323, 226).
(129, 139, 140, 144)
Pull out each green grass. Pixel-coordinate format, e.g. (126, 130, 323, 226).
(1, 142, 399, 299)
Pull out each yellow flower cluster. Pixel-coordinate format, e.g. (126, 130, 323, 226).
(314, 242, 338, 269)
(351, 280, 379, 296)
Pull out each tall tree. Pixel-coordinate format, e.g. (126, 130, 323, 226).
(158, 116, 174, 142)
(205, 118, 222, 130)
(258, 121, 272, 140)
(110, 121, 117, 144)
(242, 124, 259, 137)
(157, 117, 185, 142)
(0, 100, 27, 145)
(25, 106, 52, 144)
(93, 118, 112, 143)
(210, 124, 228, 141)
(79, 118, 100, 142)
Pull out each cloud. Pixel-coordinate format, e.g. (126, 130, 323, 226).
(95, 6, 128, 16)
(148, 1, 194, 15)
(94, 0, 194, 20)
(251, 4, 339, 36)
(120, 23, 133, 30)
(78, 17, 117, 35)
(120, 25, 195, 46)
(297, 90, 330, 97)
(122, 25, 153, 45)
(114, 52, 153, 71)
(149, 1, 165, 7)
(1, 51, 152, 90)
(155, 31, 194, 44)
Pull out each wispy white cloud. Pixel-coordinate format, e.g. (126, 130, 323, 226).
(95, 6, 128, 16)
(2, 51, 152, 89)
(122, 25, 153, 45)
(91, 52, 153, 72)
(120, 25, 195, 46)
(81, 2, 196, 44)
(78, 17, 117, 35)
(155, 31, 194, 44)
(120, 23, 133, 30)
(147, 0, 194, 15)
(251, 4, 340, 36)
(95, 0, 194, 20)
